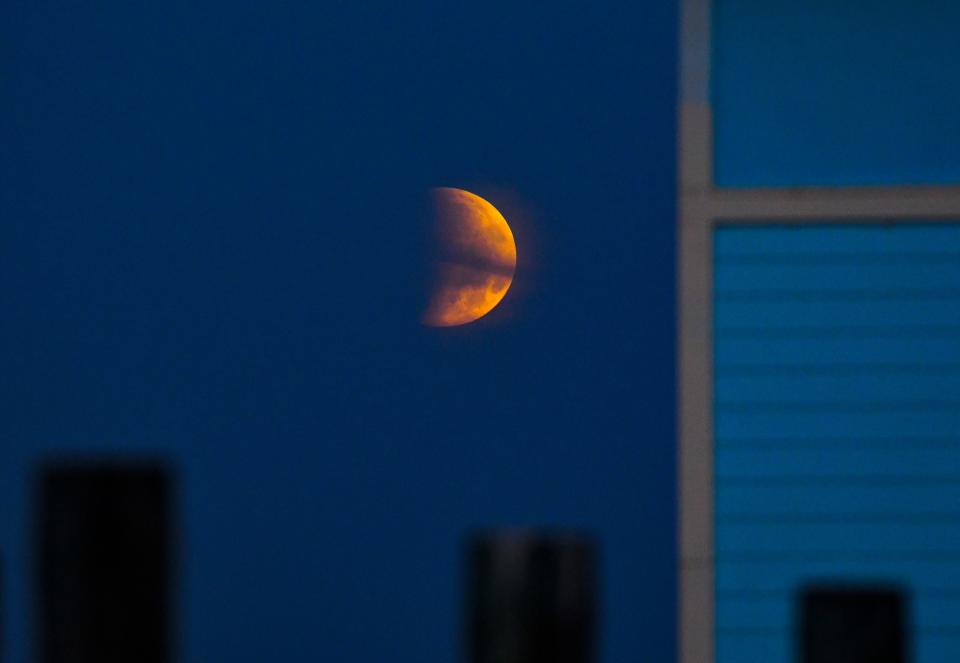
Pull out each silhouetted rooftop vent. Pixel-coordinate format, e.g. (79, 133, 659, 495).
(799, 584, 908, 663)
(36, 460, 175, 663)
(465, 530, 597, 663)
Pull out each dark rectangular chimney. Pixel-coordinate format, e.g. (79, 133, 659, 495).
(36, 462, 174, 663)
(465, 530, 598, 663)
(799, 585, 908, 663)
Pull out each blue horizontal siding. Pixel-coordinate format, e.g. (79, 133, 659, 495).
(717, 631, 960, 663)
(715, 298, 960, 329)
(714, 224, 960, 663)
(717, 521, 960, 555)
(717, 559, 960, 593)
(716, 409, 960, 439)
(717, 373, 960, 403)
(716, 633, 786, 663)
(716, 335, 960, 368)
(714, 225, 960, 255)
(916, 634, 960, 660)
(718, 482, 960, 517)
(716, 261, 960, 293)
(716, 448, 960, 479)
(719, 595, 960, 631)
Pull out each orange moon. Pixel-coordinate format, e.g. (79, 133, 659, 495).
(422, 188, 517, 327)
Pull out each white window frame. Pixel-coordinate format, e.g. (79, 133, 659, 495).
(676, 1, 960, 661)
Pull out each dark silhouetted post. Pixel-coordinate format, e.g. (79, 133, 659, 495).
(465, 531, 598, 663)
(37, 462, 174, 663)
(799, 585, 908, 663)
(1, 556, 4, 663)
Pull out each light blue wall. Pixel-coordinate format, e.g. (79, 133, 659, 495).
(713, 224, 960, 661)
(712, 1, 960, 187)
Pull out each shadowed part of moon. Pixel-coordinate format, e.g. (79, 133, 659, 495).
(423, 188, 517, 327)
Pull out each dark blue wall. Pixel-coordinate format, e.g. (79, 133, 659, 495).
(0, 2, 677, 662)
(713, 0, 960, 187)
(713, 224, 960, 661)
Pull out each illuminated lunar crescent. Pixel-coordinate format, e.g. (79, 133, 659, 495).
(423, 188, 517, 327)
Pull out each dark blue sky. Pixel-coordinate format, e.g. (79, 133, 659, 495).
(0, 2, 677, 661)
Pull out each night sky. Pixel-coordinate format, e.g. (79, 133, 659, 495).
(0, 2, 677, 662)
